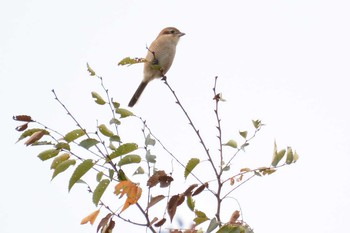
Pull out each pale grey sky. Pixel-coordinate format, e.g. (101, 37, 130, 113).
(1, 1, 349, 233)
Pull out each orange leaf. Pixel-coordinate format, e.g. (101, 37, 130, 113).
(80, 209, 100, 225)
(115, 180, 142, 213)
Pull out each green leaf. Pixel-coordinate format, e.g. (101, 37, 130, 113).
(79, 138, 99, 149)
(133, 166, 145, 175)
(116, 108, 133, 118)
(109, 118, 121, 125)
(252, 119, 262, 129)
(108, 143, 138, 161)
(239, 131, 248, 139)
(194, 210, 209, 225)
(293, 150, 299, 163)
(224, 140, 237, 148)
(118, 57, 146, 66)
(68, 159, 94, 191)
(17, 128, 49, 142)
(52, 159, 76, 180)
(109, 135, 121, 142)
(86, 62, 96, 76)
(286, 146, 293, 164)
(109, 169, 115, 181)
(117, 169, 128, 181)
(216, 225, 242, 233)
(50, 153, 70, 169)
(38, 149, 60, 161)
(145, 150, 156, 163)
(145, 134, 156, 146)
(185, 158, 200, 179)
(92, 91, 106, 105)
(271, 148, 286, 167)
(112, 101, 120, 109)
(64, 129, 85, 143)
(118, 154, 141, 166)
(98, 124, 114, 137)
(55, 142, 70, 151)
(96, 171, 104, 182)
(206, 218, 219, 233)
(93, 179, 110, 206)
(186, 195, 195, 211)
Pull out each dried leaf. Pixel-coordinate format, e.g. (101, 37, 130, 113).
(24, 130, 46, 146)
(154, 218, 166, 227)
(13, 115, 33, 122)
(81, 209, 100, 225)
(147, 195, 165, 210)
(192, 182, 208, 196)
(229, 211, 240, 224)
(96, 213, 112, 233)
(15, 123, 28, 131)
(183, 184, 198, 196)
(167, 195, 180, 222)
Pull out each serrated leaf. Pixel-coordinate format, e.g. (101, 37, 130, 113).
(286, 146, 293, 164)
(186, 195, 195, 211)
(207, 218, 219, 233)
(69, 159, 94, 191)
(79, 138, 99, 149)
(109, 143, 138, 161)
(145, 134, 156, 146)
(146, 150, 156, 163)
(224, 140, 237, 148)
(52, 159, 76, 180)
(86, 62, 96, 76)
(118, 154, 141, 166)
(194, 210, 209, 225)
(98, 124, 114, 137)
(239, 131, 248, 139)
(185, 158, 200, 179)
(96, 171, 103, 182)
(38, 149, 60, 161)
(64, 129, 85, 143)
(50, 153, 70, 169)
(17, 128, 49, 142)
(92, 91, 106, 105)
(93, 179, 110, 206)
(216, 225, 242, 233)
(116, 108, 133, 118)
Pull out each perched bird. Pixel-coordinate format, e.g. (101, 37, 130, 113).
(128, 27, 185, 107)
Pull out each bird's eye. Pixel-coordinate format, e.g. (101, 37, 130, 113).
(170, 29, 175, 34)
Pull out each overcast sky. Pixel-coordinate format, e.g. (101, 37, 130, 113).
(1, 1, 350, 233)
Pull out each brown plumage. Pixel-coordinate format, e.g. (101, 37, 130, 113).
(128, 27, 185, 107)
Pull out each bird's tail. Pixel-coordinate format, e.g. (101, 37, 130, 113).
(128, 81, 148, 107)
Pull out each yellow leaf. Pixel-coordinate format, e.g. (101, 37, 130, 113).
(81, 209, 100, 225)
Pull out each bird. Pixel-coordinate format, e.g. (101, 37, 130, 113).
(128, 27, 185, 107)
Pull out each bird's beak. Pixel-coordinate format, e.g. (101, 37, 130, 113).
(178, 32, 186, 37)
